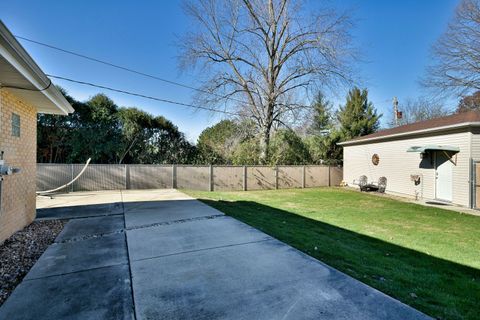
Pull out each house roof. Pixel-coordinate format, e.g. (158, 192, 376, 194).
(0, 20, 73, 115)
(339, 111, 480, 146)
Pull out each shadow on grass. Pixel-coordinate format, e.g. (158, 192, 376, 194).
(198, 198, 480, 320)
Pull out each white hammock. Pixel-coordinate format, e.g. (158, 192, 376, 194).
(36, 158, 91, 195)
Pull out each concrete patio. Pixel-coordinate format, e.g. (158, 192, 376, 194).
(0, 189, 430, 319)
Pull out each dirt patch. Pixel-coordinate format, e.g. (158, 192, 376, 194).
(0, 220, 66, 306)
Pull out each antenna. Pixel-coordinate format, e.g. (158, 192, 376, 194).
(393, 97, 402, 126)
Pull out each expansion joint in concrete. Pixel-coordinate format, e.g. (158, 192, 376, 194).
(55, 230, 125, 244)
(126, 214, 225, 230)
(22, 262, 129, 282)
(132, 238, 273, 263)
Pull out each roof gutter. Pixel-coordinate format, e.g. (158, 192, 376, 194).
(0, 20, 73, 115)
(338, 122, 480, 146)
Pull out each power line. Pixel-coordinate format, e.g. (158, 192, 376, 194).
(15, 35, 248, 105)
(47, 74, 240, 116)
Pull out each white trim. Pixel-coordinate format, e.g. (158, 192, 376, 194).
(338, 122, 480, 146)
(433, 152, 437, 201)
(0, 21, 73, 114)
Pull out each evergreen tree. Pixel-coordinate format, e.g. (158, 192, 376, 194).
(304, 132, 343, 165)
(68, 94, 122, 163)
(37, 89, 197, 164)
(197, 120, 239, 164)
(337, 87, 381, 139)
(231, 138, 262, 165)
(268, 129, 311, 165)
(308, 92, 333, 135)
(305, 87, 380, 165)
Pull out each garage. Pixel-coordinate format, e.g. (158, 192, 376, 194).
(339, 111, 480, 208)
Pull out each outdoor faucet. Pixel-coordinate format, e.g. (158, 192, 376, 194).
(0, 151, 21, 217)
(0, 151, 21, 177)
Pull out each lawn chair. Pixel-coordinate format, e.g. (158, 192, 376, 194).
(358, 175, 387, 193)
(377, 176, 387, 193)
(358, 175, 368, 192)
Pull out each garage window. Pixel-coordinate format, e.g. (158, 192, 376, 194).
(11, 113, 20, 137)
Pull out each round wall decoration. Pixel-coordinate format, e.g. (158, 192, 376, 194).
(372, 154, 380, 165)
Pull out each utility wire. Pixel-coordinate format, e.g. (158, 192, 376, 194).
(47, 74, 240, 116)
(15, 35, 248, 105)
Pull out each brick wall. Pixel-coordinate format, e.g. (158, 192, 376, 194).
(0, 89, 37, 243)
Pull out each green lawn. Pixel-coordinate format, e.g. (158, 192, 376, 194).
(185, 187, 480, 320)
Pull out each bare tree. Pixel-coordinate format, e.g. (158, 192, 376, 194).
(457, 90, 480, 112)
(179, 0, 356, 162)
(388, 98, 450, 127)
(424, 0, 480, 96)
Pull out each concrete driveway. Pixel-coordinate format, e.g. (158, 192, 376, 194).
(0, 189, 430, 319)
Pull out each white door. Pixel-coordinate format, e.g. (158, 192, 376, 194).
(435, 152, 453, 202)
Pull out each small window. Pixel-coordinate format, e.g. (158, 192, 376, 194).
(12, 113, 20, 137)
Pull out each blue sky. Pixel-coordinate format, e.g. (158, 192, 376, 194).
(1, 0, 459, 141)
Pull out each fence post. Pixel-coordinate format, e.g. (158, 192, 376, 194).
(328, 165, 331, 187)
(38, 163, 341, 192)
(70, 164, 74, 192)
(275, 166, 279, 190)
(302, 165, 306, 188)
(209, 165, 213, 191)
(172, 164, 177, 189)
(125, 165, 130, 190)
(243, 166, 247, 191)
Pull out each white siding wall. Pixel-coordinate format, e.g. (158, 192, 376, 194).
(470, 128, 480, 161)
(470, 130, 480, 208)
(343, 130, 471, 206)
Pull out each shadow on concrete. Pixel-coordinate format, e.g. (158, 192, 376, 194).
(196, 199, 480, 320)
(424, 201, 449, 206)
(36, 202, 123, 220)
(36, 199, 207, 220)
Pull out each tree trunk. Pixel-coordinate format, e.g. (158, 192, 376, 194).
(259, 126, 271, 164)
(49, 144, 53, 163)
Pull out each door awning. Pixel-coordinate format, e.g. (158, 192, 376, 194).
(406, 145, 460, 153)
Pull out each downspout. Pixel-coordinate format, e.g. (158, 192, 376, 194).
(469, 131, 474, 209)
(420, 173, 423, 200)
(470, 158, 474, 209)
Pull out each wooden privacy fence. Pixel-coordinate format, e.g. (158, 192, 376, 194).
(37, 164, 343, 192)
